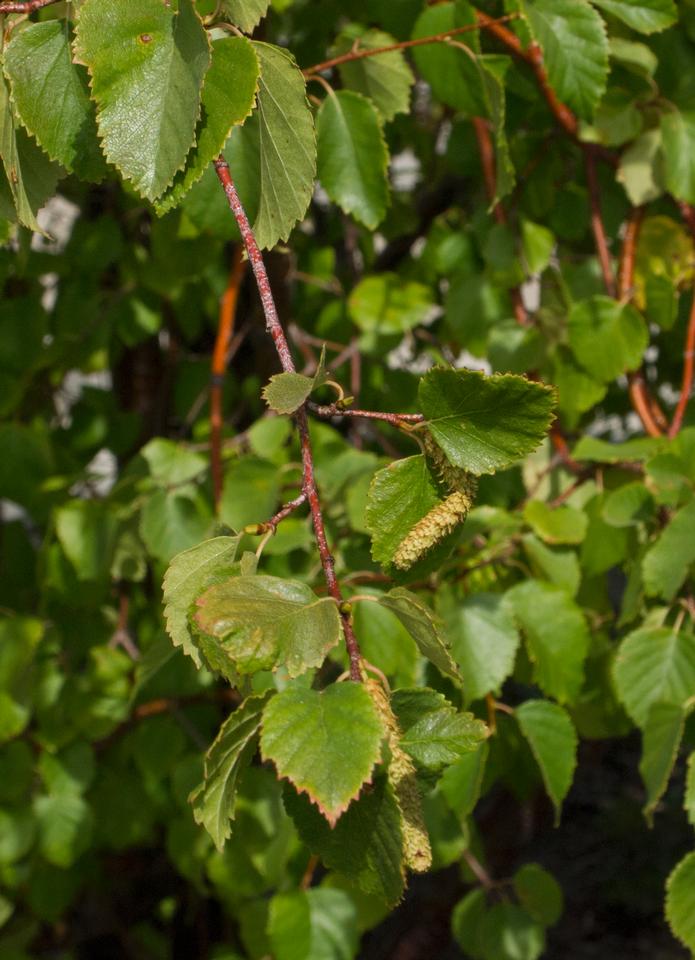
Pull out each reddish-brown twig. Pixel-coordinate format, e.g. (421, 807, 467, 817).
(472, 116, 529, 327)
(585, 149, 616, 298)
(213, 157, 363, 681)
(669, 291, 695, 437)
(308, 402, 423, 426)
(0, 0, 60, 10)
(302, 14, 520, 76)
(211, 247, 245, 509)
(669, 203, 695, 437)
(248, 493, 308, 535)
(475, 11, 578, 139)
(617, 208, 665, 438)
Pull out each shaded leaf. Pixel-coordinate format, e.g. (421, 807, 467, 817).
(391, 688, 487, 773)
(317, 91, 389, 229)
(284, 774, 406, 904)
(661, 108, 695, 204)
(568, 296, 648, 383)
(194, 575, 341, 678)
(516, 699, 578, 823)
(508, 580, 589, 704)
(376, 589, 460, 681)
(639, 701, 685, 824)
(666, 852, 695, 952)
(524, 501, 587, 545)
(513, 863, 563, 926)
(268, 887, 359, 960)
(443, 593, 520, 701)
(220, 0, 270, 33)
(613, 626, 695, 727)
(191, 692, 272, 850)
(0, 74, 62, 233)
(642, 499, 695, 601)
(480, 902, 545, 960)
(591, 0, 677, 33)
(163, 536, 241, 667)
(260, 682, 384, 825)
(419, 368, 556, 476)
(4, 21, 105, 181)
(335, 25, 414, 121)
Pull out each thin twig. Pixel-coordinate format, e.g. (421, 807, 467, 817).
(0, 0, 61, 10)
(302, 14, 520, 76)
(308, 401, 423, 425)
(616, 208, 665, 437)
(211, 247, 245, 510)
(670, 291, 695, 437)
(247, 493, 307, 535)
(108, 588, 140, 661)
(213, 157, 363, 682)
(472, 116, 529, 327)
(585, 149, 616, 298)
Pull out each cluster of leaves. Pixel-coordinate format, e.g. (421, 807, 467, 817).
(2, 0, 695, 958)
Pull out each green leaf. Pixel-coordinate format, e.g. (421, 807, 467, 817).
(516, 699, 578, 824)
(440, 741, 489, 820)
(643, 496, 695, 601)
(219, 457, 282, 530)
(260, 682, 384, 825)
(639, 701, 685, 824)
(317, 91, 389, 230)
(522, 536, 581, 598)
(572, 434, 664, 463)
(262, 347, 328, 415)
(284, 774, 406, 904)
(608, 37, 658, 76)
(452, 888, 488, 960)
(335, 25, 414, 122)
(568, 296, 648, 383)
(268, 887, 359, 960)
(602, 482, 654, 527)
(376, 589, 460, 681)
(75, 0, 210, 201)
(661, 108, 695, 204)
(480, 55, 515, 204)
(163, 535, 241, 668)
(513, 863, 563, 926)
(194, 575, 341, 678)
(617, 127, 664, 205)
(3, 21, 106, 181)
(419, 368, 556, 476)
(613, 626, 695, 727)
(686, 752, 695, 827)
(523, 0, 608, 121)
(480, 902, 545, 960)
(0, 807, 36, 864)
(142, 437, 207, 486)
(523, 501, 587, 545)
(411, 2, 487, 117)
(220, 0, 270, 33)
(225, 42, 316, 249)
(390, 688, 487, 773)
(140, 488, 213, 563)
(348, 274, 436, 347)
(155, 37, 259, 214)
(0, 74, 62, 233)
(443, 593, 520, 701)
(55, 500, 118, 582)
(508, 581, 589, 704)
(591, 0, 677, 34)
(666, 852, 695, 953)
(522, 220, 555, 275)
(190, 692, 272, 850)
(34, 793, 93, 868)
(365, 454, 460, 574)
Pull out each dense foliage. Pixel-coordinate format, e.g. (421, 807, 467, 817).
(2, 0, 695, 957)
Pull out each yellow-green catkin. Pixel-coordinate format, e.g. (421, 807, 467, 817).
(368, 680, 432, 874)
(392, 431, 477, 571)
